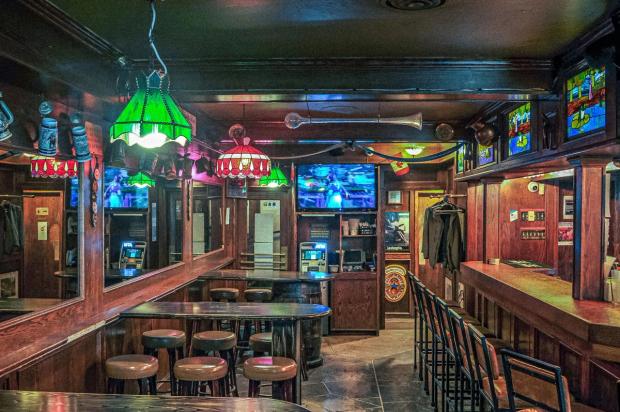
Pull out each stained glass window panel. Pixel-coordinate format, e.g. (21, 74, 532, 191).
(478, 144, 494, 167)
(507, 103, 531, 157)
(566, 66, 606, 139)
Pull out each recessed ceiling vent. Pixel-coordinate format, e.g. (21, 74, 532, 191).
(381, 0, 445, 11)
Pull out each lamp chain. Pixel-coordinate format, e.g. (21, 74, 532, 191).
(148, 0, 168, 75)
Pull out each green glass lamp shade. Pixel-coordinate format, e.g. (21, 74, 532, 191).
(127, 171, 156, 188)
(110, 71, 191, 149)
(258, 166, 289, 187)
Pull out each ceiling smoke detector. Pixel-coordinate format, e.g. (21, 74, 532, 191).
(381, 0, 445, 11)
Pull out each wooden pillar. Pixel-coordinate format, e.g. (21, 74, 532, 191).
(570, 157, 609, 300)
(482, 178, 503, 262)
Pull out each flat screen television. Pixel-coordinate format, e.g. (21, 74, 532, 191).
(70, 167, 149, 209)
(103, 167, 149, 209)
(296, 163, 377, 211)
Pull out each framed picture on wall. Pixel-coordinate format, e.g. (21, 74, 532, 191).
(0, 271, 18, 298)
(565, 65, 606, 140)
(387, 191, 402, 205)
(563, 195, 574, 220)
(385, 212, 410, 252)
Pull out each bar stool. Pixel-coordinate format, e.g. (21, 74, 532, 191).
(209, 288, 239, 332)
(244, 288, 273, 333)
(243, 356, 297, 402)
(249, 332, 272, 356)
(192, 330, 238, 396)
(105, 354, 158, 395)
(174, 356, 229, 396)
(500, 349, 602, 412)
(142, 329, 185, 395)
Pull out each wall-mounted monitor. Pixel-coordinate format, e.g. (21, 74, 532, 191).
(507, 102, 532, 157)
(102, 167, 149, 209)
(566, 66, 606, 139)
(296, 163, 377, 211)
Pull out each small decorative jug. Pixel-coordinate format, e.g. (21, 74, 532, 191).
(0, 91, 15, 141)
(70, 114, 91, 162)
(38, 101, 57, 157)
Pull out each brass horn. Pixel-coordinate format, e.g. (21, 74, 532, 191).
(284, 112, 423, 130)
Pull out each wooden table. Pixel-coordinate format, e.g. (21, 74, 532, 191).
(200, 269, 334, 367)
(0, 390, 310, 411)
(120, 301, 331, 404)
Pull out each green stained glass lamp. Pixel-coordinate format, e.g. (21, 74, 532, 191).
(127, 171, 156, 188)
(110, 71, 191, 149)
(258, 166, 289, 188)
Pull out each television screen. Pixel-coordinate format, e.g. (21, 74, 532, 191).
(296, 163, 376, 211)
(566, 66, 605, 139)
(69, 177, 79, 208)
(507, 102, 532, 157)
(103, 167, 149, 209)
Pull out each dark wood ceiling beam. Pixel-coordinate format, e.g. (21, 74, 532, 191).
(149, 58, 555, 100)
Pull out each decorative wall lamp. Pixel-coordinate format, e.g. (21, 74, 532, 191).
(0, 91, 15, 141)
(109, 1, 191, 149)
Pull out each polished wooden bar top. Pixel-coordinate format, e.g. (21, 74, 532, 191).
(0, 298, 65, 313)
(0, 391, 310, 411)
(199, 269, 334, 282)
(461, 261, 620, 360)
(120, 301, 331, 320)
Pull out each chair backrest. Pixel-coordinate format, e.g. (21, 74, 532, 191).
(500, 349, 571, 412)
(412, 277, 430, 327)
(406, 272, 419, 316)
(468, 324, 502, 410)
(422, 287, 441, 338)
(448, 308, 475, 379)
(434, 297, 457, 355)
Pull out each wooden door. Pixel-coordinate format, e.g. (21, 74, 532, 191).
(22, 191, 64, 298)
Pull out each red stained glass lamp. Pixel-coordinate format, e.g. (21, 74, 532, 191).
(31, 157, 78, 178)
(216, 136, 271, 179)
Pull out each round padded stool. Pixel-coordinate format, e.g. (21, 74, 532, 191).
(244, 288, 272, 302)
(209, 287, 239, 302)
(209, 288, 240, 335)
(192, 331, 238, 396)
(243, 356, 297, 402)
(142, 329, 186, 395)
(249, 332, 272, 355)
(174, 356, 229, 396)
(242, 288, 273, 336)
(105, 354, 159, 395)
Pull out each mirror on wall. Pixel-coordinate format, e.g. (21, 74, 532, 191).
(192, 182, 223, 256)
(102, 154, 184, 288)
(605, 162, 620, 303)
(0, 153, 82, 322)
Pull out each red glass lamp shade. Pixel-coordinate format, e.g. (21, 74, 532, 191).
(216, 137, 271, 179)
(31, 157, 78, 178)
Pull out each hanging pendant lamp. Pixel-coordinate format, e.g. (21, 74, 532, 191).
(216, 124, 271, 179)
(127, 171, 156, 188)
(31, 157, 78, 178)
(109, 1, 190, 149)
(258, 166, 288, 187)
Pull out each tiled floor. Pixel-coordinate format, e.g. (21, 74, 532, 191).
(301, 318, 433, 412)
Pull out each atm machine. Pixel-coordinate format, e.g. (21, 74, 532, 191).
(299, 242, 329, 335)
(119, 240, 147, 269)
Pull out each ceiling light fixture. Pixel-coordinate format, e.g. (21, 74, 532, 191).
(216, 124, 271, 179)
(127, 171, 156, 188)
(258, 166, 289, 188)
(109, 1, 191, 149)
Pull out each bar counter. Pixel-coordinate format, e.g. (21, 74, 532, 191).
(199, 269, 334, 282)
(460, 261, 620, 361)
